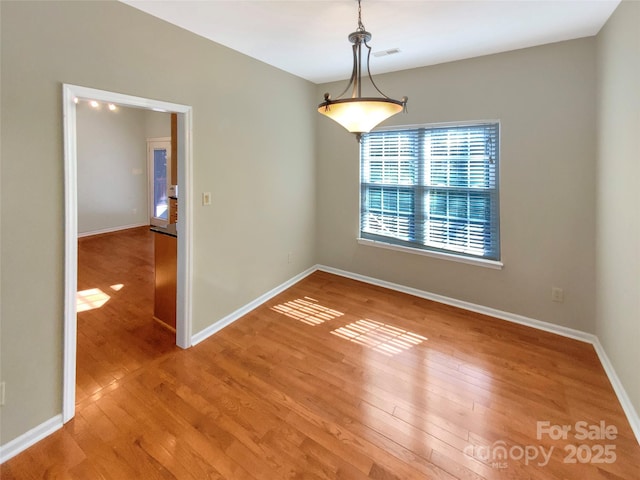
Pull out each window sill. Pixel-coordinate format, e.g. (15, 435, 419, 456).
(357, 238, 504, 270)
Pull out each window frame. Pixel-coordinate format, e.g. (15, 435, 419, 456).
(358, 121, 503, 269)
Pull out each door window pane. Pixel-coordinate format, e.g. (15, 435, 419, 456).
(153, 148, 168, 220)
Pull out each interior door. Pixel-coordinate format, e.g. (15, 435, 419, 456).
(148, 139, 172, 226)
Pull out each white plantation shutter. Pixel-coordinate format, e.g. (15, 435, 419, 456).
(360, 123, 500, 260)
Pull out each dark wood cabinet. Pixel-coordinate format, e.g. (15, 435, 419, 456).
(153, 232, 177, 330)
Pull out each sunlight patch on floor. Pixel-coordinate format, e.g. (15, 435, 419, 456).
(332, 318, 427, 356)
(77, 288, 110, 312)
(271, 297, 344, 326)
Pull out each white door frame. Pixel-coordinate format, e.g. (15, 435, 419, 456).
(147, 137, 172, 227)
(62, 84, 193, 423)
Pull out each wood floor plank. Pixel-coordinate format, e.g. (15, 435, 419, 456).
(3, 229, 640, 479)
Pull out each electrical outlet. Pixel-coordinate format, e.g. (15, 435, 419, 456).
(0, 382, 5, 406)
(287, 252, 293, 264)
(202, 192, 212, 206)
(551, 287, 564, 303)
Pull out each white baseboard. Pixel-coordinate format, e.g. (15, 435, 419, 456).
(591, 338, 640, 442)
(78, 222, 149, 238)
(0, 415, 63, 464)
(3, 264, 637, 465)
(317, 265, 594, 343)
(190, 266, 317, 346)
(316, 264, 640, 445)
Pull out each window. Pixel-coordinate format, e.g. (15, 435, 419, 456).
(360, 122, 500, 263)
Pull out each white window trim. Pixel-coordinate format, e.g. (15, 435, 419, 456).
(359, 120, 502, 268)
(370, 119, 501, 133)
(357, 237, 504, 269)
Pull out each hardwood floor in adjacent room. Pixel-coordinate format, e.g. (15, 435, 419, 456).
(76, 226, 177, 405)
(2, 266, 639, 478)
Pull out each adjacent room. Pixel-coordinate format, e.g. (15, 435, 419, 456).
(75, 101, 178, 405)
(1, 0, 638, 478)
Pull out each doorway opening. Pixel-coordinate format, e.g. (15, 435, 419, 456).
(62, 84, 193, 423)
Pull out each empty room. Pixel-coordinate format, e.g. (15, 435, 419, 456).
(1, 1, 638, 479)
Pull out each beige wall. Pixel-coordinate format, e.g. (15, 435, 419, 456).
(77, 103, 159, 234)
(316, 39, 597, 332)
(2, 0, 638, 453)
(0, 0, 316, 444)
(144, 109, 171, 140)
(596, 0, 640, 414)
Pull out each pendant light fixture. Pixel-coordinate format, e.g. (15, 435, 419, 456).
(318, 0, 407, 141)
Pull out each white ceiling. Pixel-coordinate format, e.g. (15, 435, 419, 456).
(122, 0, 620, 84)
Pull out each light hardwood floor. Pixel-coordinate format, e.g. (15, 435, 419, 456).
(74, 227, 178, 406)
(2, 228, 639, 479)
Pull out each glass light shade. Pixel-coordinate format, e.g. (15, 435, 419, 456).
(318, 98, 404, 133)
